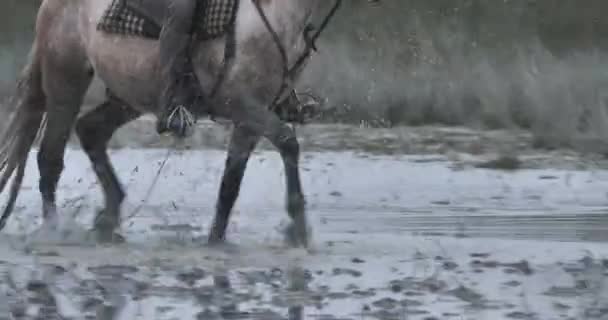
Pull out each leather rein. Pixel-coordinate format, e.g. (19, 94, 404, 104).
(251, 0, 343, 110)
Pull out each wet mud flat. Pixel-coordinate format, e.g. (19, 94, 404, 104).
(1, 234, 607, 320)
(0, 130, 607, 318)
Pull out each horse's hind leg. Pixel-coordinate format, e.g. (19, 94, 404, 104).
(75, 92, 141, 242)
(37, 61, 93, 226)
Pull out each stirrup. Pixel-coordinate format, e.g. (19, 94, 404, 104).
(162, 105, 195, 138)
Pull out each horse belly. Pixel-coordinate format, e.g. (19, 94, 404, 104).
(90, 37, 162, 109)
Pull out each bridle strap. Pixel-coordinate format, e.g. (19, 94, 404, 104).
(252, 0, 343, 110)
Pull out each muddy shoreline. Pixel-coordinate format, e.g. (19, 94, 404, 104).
(93, 118, 608, 171)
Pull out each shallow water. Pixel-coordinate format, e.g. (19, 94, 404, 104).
(0, 144, 608, 319)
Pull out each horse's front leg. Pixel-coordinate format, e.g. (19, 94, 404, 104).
(231, 103, 308, 248)
(208, 123, 260, 243)
(264, 119, 308, 248)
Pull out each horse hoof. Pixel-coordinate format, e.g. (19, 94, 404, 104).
(208, 236, 224, 246)
(89, 224, 125, 244)
(207, 233, 226, 247)
(284, 223, 309, 249)
(26, 216, 93, 246)
(204, 241, 240, 255)
(206, 232, 238, 252)
(88, 228, 125, 244)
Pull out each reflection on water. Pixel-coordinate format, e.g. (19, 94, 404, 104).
(2, 251, 606, 320)
(0, 260, 314, 319)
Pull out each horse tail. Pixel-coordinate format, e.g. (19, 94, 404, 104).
(0, 41, 46, 231)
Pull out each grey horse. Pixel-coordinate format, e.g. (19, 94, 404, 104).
(0, 0, 357, 246)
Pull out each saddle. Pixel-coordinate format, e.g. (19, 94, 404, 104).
(97, 0, 239, 40)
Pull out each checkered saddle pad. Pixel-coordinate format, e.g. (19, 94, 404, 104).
(97, 0, 238, 40)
